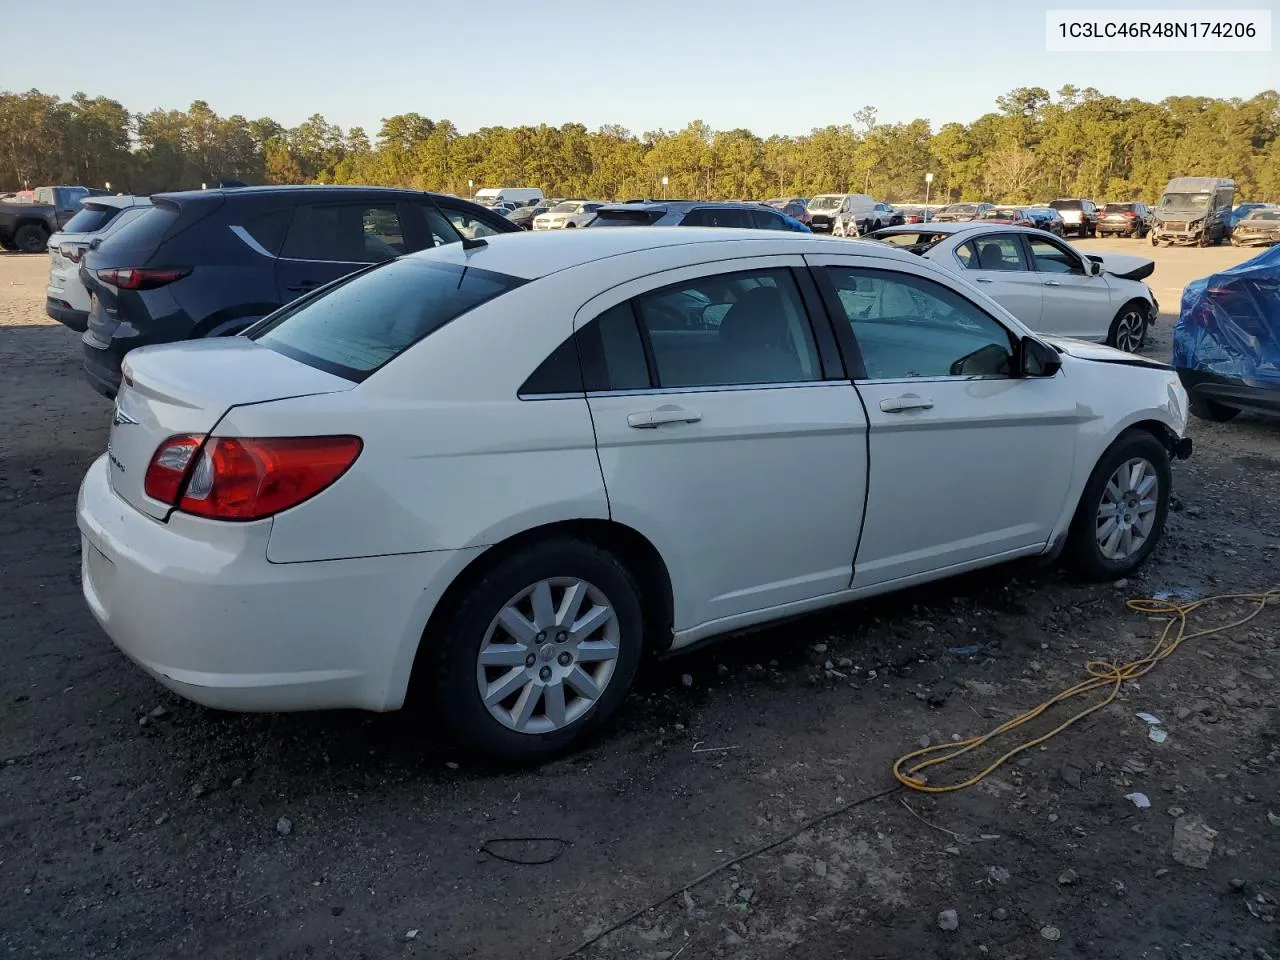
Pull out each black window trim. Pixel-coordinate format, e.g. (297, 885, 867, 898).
(813, 263, 1021, 384)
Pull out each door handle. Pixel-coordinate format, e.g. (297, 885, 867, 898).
(1043, 280, 1063, 286)
(879, 395, 934, 413)
(627, 406, 702, 429)
(973, 277, 994, 283)
(286, 280, 322, 292)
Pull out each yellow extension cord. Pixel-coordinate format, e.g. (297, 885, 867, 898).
(893, 587, 1280, 793)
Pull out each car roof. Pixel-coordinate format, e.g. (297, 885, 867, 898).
(403, 227, 920, 280)
(150, 184, 464, 203)
(83, 194, 152, 210)
(596, 200, 778, 212)
(873, 223, 1058, 239)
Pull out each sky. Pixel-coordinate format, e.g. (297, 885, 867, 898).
(9, 0, 1278, 137)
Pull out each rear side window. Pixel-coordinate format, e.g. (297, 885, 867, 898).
(250, 258, 525, 381)
(589, 209, 664, 227)
(61, 206, 118, 234)
(680, 208, 754, 228)
(240, 208, 292, 255)
(280, 203, 405, 263)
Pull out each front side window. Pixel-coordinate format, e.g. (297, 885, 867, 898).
(823, 266, 1014, 381)
(1026, 236, 1083, 275)
(633, 268, 820, 388)
(251, 258, 525, 381)
(280, 203, 405, 263)
(956, 234, 1026, 271)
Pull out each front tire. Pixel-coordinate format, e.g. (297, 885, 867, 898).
(427, 537, 645, 762)
(1107, 303, 1147, 353)
(1065, 430, 1171, 581)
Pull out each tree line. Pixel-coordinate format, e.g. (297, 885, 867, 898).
(2, 86, 1278, 204)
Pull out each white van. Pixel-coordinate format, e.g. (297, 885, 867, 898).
(473, 187, 544, 208)
(805, 194, 877, 235)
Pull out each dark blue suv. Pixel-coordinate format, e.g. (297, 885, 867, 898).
(79, 185, 519, 398)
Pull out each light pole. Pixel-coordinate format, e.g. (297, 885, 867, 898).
(467, 179, 474, 200)
(661, 175, 668, 200)
(925, 172, 934, 213)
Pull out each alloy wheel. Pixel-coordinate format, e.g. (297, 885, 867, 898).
(1113, 309, 1145, 353)
(476, 578, 620, 734)
(1095, 458, 1159, 561)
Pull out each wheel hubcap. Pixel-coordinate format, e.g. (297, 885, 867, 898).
(1096, 458, 1159, 561)
(476, 577, 620, 735)
(1115, 311, 1144, 353)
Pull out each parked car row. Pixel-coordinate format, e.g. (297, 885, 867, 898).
(76, 224, 1193, 760)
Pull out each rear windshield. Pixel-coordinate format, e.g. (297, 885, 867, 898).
(869, 231, 947, 252)
(250, 258, 526, 381)
(1050, 199, 1082, 210)
(1104, 204, 1136, 213)
(61, 206, 119, 234)
(941, 204, 978, 215)
(1245, 210, 1280, 221)
(589, 209, 663, 227)
(98, 205, 180, 252)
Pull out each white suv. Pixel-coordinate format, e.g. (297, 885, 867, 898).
(533, 201, 605, 230)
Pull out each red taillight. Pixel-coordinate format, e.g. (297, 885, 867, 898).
(95, 267, 191, 290)
(144, 434, 205, 504)
(59, 243, 84, 263)
(1123, 212, 1136, 219)
(175, 436, 363, 521)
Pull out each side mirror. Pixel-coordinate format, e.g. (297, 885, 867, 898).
(1086, 258, 1102, 276)
(1020, 336, 1062, 377)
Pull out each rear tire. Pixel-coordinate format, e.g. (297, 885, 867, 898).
(13, 224, 48, 253)
(1188, 394, 1239, 423)
(1065, 430, 1171, 581)
(426, 537, 645, 763)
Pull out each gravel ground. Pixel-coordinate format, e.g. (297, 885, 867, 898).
(1, 241, 1278, 960)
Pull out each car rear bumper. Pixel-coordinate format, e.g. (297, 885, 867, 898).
(1176, 369, 1280, 417)
(46, 298, 89, 331)
(77, 454, 466, 713)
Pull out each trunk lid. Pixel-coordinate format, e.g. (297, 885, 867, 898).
(107, 338, 356, 520)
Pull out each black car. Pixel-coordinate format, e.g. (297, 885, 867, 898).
(1098, 202, 1153, 238)
(506, 204, 550, 230)
(587, 200, 811, 231)
(79, 185, 519, 398)
(1024, 207, 1066, 236)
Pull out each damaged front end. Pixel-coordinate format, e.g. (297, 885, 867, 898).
(1230, 226, 1280, 248)
(1151, 213, 1209, 246)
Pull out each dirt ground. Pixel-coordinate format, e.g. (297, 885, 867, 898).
(1, 240, 1278, 960)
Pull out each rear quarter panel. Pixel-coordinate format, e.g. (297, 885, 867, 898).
(217, 276, 613, 564)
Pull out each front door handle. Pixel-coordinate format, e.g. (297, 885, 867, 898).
(973, 277, 994, 283)
(627, 405, 702, 429)
(880, 394, 934, 413)
(1043, 280, 1063, 286)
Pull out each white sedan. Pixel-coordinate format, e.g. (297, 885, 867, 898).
(78, 228, 1192, 760)
(867, 223, 1158, 352)
(533, 200, 605, 230)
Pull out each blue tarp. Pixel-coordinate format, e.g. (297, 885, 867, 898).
(1173, 244, 1280, 385)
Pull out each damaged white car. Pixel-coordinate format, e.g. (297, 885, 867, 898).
(865, 223, 1158, 352)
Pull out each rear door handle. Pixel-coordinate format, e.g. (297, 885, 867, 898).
(973, 277, 994, 283)
(627, 406, 702, 429)
(879, 394, 934, 413)
(1043, 280, 1063, 286)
